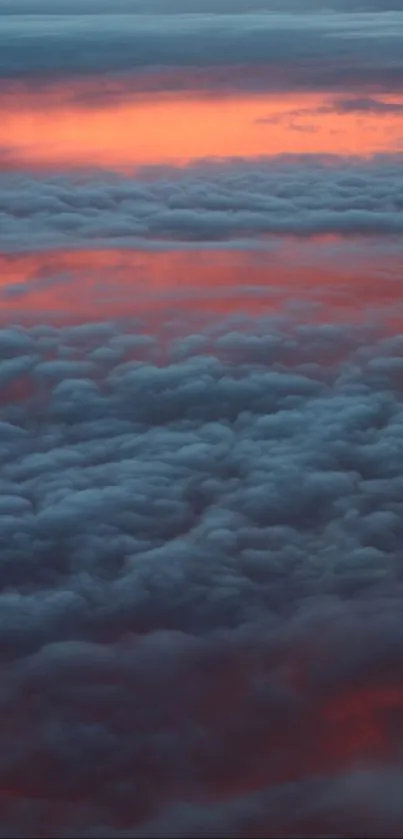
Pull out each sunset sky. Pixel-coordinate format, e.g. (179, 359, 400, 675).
(2, 0, 403, 319)
(2, 3, 403, 838)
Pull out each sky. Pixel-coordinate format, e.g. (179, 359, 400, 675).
(1, 2, 403, 837)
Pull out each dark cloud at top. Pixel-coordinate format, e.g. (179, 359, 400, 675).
(1, 312, 403, 835)
(2, 0, 403, 13)
(0, 11, 402, 90)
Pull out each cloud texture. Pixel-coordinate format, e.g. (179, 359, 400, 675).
(2, 0, 403, 835)
(2, 156, 403, 249)
(0, 10, 403, 91)
(1, 314, 403, 835)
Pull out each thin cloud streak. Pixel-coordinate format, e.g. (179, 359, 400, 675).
(3, 1, 403, 14)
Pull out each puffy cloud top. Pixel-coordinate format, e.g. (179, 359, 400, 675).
(2, 156, 403, 249)
(1, 313, 403, 835)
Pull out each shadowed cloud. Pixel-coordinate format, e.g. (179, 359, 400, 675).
(0, 11, 402, 93)
(2, 158, 403, 249)
(1, 312, 403, 835)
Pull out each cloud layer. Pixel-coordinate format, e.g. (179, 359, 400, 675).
(1, 313, 403, 835)
(2, 1, 403, 835)
(0, 10, 402, 91)
(3, 0, 403, 15)
(2, 156, 403, 249)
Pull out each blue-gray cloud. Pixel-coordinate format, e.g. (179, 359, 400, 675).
(2, 156, 403, 249)
(330, 95, 403, 113)
(258, 95, 403, 122)
(0, 11, 402, 91)
(3, 0, 403, 13)
(1, 312, 403, 835)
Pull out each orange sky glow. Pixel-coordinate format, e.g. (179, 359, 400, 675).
(1, 245, 402, 326)
(1, 86, 403, 170)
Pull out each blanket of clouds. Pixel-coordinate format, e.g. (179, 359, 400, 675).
(2, 157, 403, 250)
(2, 0, 403, 836)
(2, 315, 403, 838)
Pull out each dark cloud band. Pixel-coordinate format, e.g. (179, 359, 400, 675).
(0, 11, 402, 88)
(2, 156, 403, 249)
(3, 0, 403, 14)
